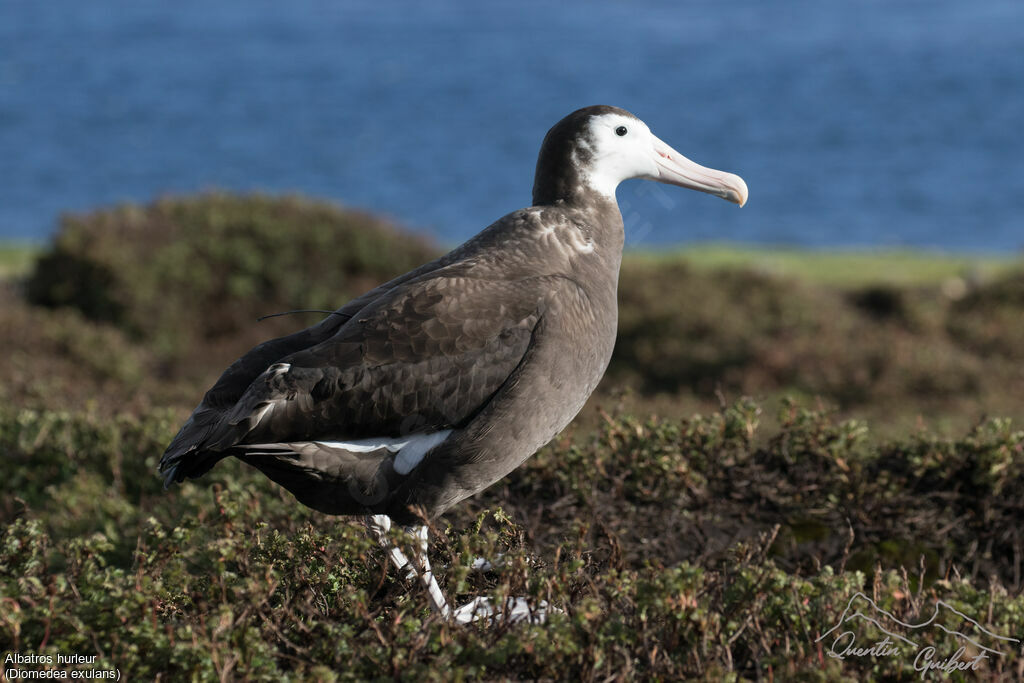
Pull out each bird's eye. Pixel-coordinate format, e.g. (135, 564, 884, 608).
(615, 126, 628, 137)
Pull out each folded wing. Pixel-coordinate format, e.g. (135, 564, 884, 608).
(159, 266, 545, 501)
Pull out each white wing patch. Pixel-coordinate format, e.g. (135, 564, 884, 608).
(391, 431, 452, 474)
(241, 430, 453, 476)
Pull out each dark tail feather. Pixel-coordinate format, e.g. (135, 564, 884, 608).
(160, 449, 231, 488)
(159, 407, 237, 487)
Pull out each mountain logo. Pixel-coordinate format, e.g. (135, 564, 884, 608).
(815, 592, 1021, 678)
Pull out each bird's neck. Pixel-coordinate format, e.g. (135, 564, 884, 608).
(528, 194, 622, 282)
(532, 161, 616, 206)
(531, 192, 626, 267)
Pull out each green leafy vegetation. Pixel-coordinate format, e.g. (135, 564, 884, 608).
(3, 404, 1024, 680)
(611, 258, 1023, 438)
(2, 194, 1024, 680)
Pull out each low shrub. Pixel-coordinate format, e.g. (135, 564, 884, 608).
(25, 194, 440, 359)
(947, 270, 1024, 360)
(3, 402, 1024, 680)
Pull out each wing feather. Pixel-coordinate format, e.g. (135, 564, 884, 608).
(161, 267, 545, 485)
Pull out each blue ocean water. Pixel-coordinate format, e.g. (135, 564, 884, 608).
(1, 0, 1022, 251)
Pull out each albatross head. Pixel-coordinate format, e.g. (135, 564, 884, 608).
(533, 105, 748, 208)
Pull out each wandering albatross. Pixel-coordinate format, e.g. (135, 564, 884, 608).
(160, 105, 747, 623)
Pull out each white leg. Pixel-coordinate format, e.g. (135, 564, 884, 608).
(365, 515, 451, 618)
(364, 515, 553, 625)
(366, 514, 416, 581)
(410, 524, 451, 619)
